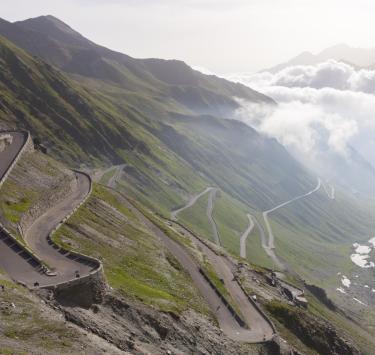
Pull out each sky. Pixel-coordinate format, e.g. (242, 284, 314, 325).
(2, 0, 375, 73)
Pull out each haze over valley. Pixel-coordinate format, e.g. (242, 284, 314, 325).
(0, 2, 375, 354)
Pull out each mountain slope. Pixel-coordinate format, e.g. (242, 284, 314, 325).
(0, 22, 315, 215)
(0, 15, 272, 117)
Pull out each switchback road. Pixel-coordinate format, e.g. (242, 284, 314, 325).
(0, 131, 96, 288)
(239, 214, 254, 259)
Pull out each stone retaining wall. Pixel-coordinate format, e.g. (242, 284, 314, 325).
(42, 170, 105, 295)
(0, 131, 47, 273)
(0, 131, 104, 295)
(20, 172, 74, 238)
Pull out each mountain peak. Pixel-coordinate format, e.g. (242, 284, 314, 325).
(14, 15, 82, 39)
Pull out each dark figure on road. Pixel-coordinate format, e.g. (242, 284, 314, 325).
(75, 270, 80, 278)
(1, 285, 4, 291)
(34, 281, 39, 287)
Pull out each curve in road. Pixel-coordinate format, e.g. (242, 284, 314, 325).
(171, 187, 214, 221)
(104, 182, 275, 342)
(239, 214, 254, 259)
(0, 131, 98, 288)
(263, 178, 321, 250)
(171, 187, 222, 246)
(24, 171, 95, 286)
(104, 186, 256, 341)
(168, 219, 275, 342)
(258, 178, 322, 271)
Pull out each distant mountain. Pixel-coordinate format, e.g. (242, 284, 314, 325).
(264, 43, 375, 72)
(0, 16, 313, 214)
(0, 15, 271, 118)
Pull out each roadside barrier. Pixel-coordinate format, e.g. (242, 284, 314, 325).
(39, 170, 104, 290)
(0, 131, 32, 188)
(168, 218, 277, 337)
(198, 267, 247, 328)
(0, 130, 103, 290)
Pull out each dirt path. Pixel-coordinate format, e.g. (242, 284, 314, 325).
(239, 214, 254, 259)
(206, 188, 221, 245)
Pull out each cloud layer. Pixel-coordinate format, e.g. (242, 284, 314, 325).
(229, 60, 375, 163)
(230, 60, 375, 92)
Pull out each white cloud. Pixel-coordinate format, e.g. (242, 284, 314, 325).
(230, 61, 375, 160)
(230, 60, 375, 93)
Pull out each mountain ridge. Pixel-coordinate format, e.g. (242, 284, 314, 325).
(263, 43, 375, 72)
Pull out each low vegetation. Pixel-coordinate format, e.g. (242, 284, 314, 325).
(52, 184, 211, 316)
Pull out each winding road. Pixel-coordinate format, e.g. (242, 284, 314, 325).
(171, 187, 214, 221)
(239, 214, 254, 259)
(258, 178, 322, 271)
(168, 220, 275, 342)
(0, 131, 96, 288)
(207, 188, 221, 245)
(263, 178, 321, 250)
(24, 172, 94, 286)
(171, 186, 222, 245)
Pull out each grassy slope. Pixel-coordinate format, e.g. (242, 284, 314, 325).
(212, 191, 250, 256)
(0, 271, 101, 354)
(53, 184, 210, 316)
(1, 21, 375, 349)
(0, 150, 71, 240)
(178, 193, 213, 242)
(266, 187, 375, 284)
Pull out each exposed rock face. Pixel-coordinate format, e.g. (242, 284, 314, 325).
(58, 293, 277, 355)
(19, 164, 73, 234)
(265, 301, 360, 355)
(53, 271, 106, 309)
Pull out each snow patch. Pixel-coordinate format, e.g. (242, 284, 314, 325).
(353, 243, 372, 254)
(336, 287, 346, 294)
(350, 253, 375, 268)
(368, 237, 375, 247)
(341, 276, 351, 288)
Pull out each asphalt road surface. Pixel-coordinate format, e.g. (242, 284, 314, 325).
(171, 187, 214, 220)
(0, 131, 95, 287)
(263, 178, 321, 250)
(206, 188, 221, 245)
(113, 194, 256, 341)
(239, 214, 254, 259)
(169, 220, 275, 342)
(24, 172, 94, 286)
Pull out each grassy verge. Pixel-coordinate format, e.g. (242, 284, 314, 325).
(52, 184, 211, 316)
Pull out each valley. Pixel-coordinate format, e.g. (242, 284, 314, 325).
(0, 12, 374, 355)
